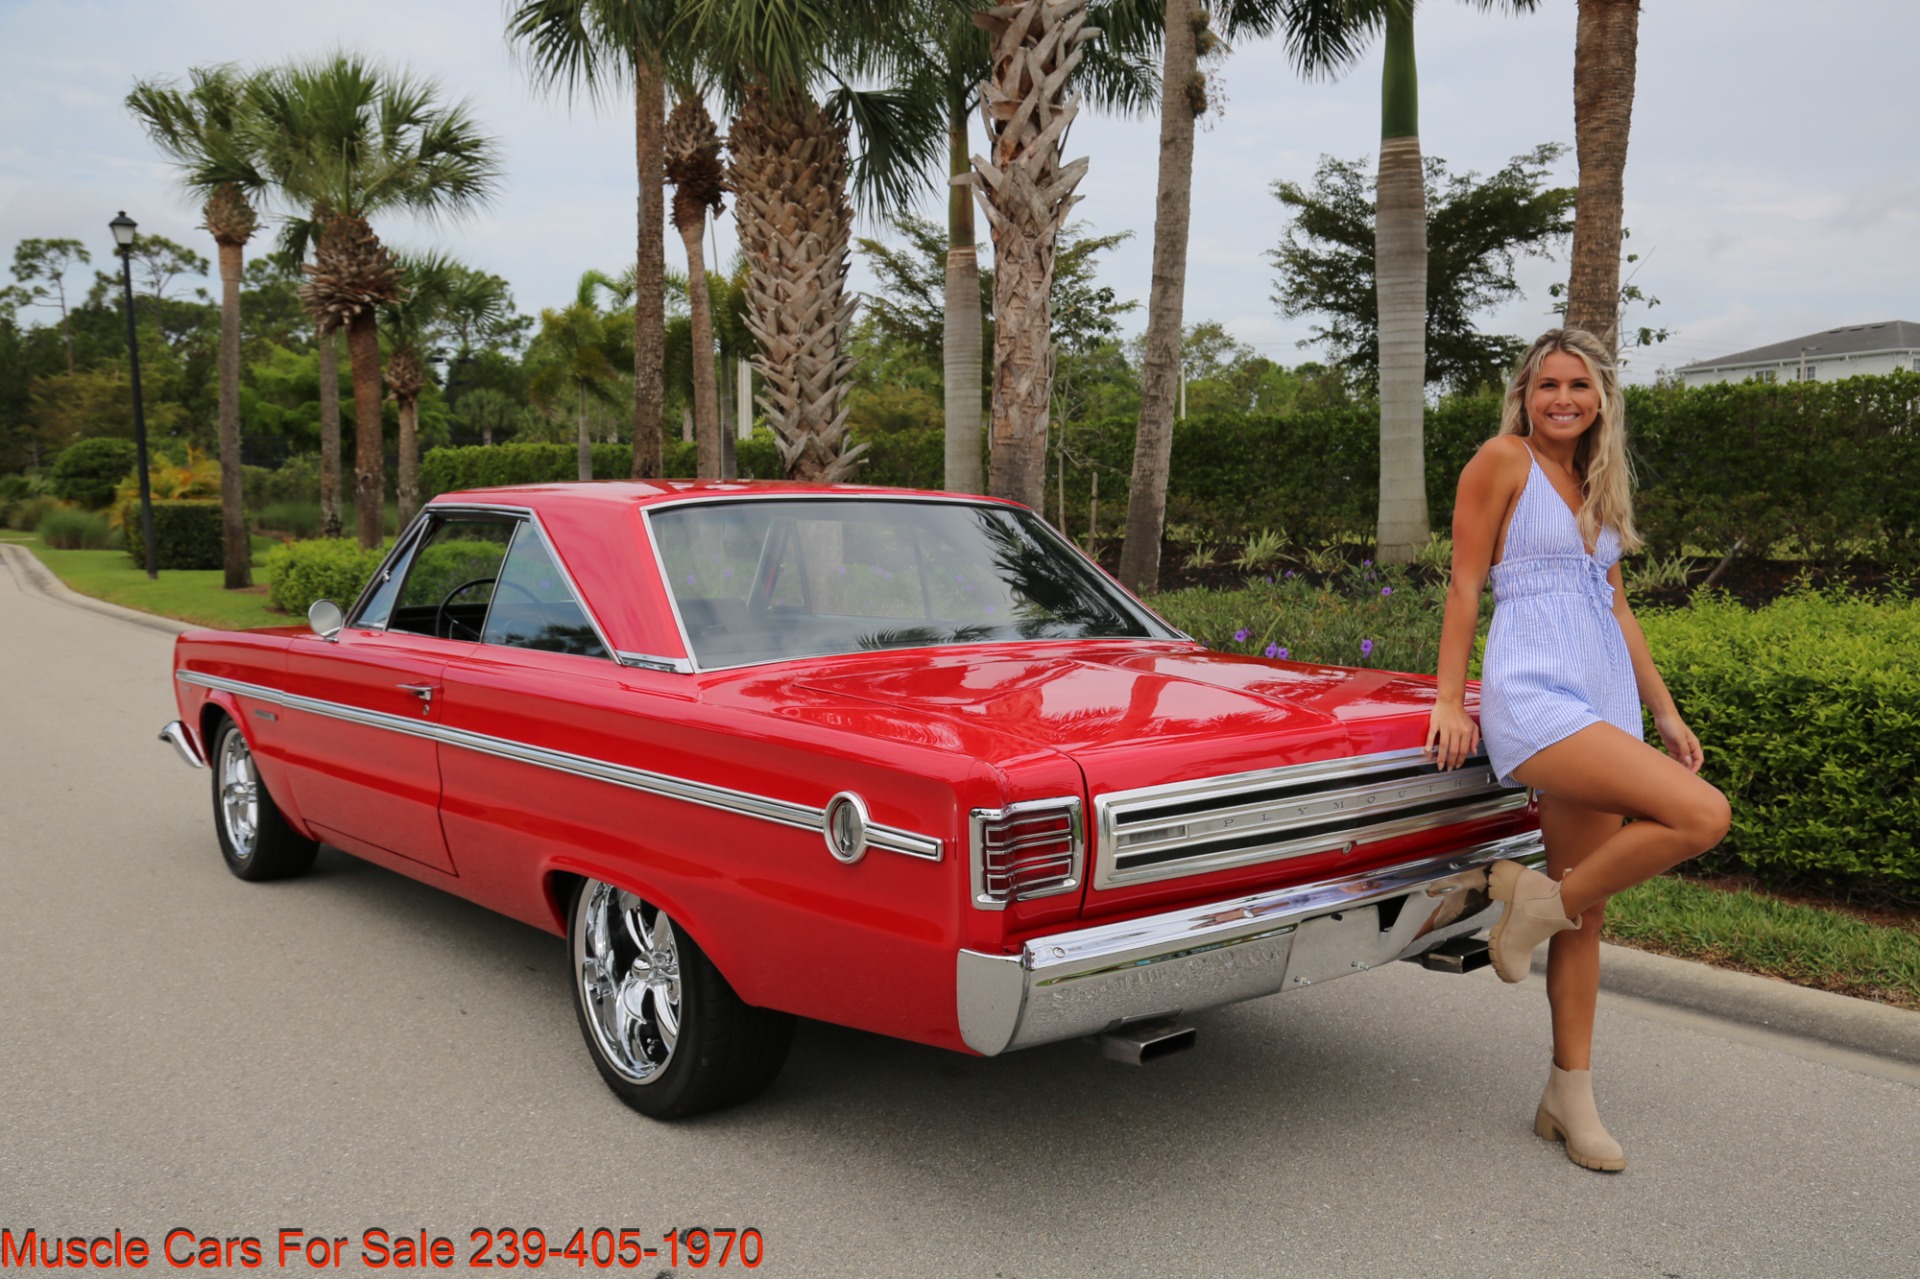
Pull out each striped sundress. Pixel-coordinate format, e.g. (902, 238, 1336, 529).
(1478, 446, 1642, 787)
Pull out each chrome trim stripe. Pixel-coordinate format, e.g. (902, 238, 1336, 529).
(174, 670, 942, 861)
(159, 720, 205, 769)
(956, 828, 1545, 1056)
(1093, 746, 1527, 889)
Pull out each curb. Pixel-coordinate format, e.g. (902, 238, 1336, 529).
(0, 542, 193, 636)
(1535, 941, 1920, 1067)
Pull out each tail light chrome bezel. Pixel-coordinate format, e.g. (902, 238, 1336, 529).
(968, 797, 1085, 910)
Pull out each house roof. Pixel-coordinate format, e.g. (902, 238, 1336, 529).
(1677, 321, 1920, 371)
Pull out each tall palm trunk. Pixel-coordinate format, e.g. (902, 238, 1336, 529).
(631, 63, 667, 478)
(1374, 5, 1428, 564)
(1566, 0, 1640, 353)
(943, 89, 984, 495)
(729, 86, 863, 483)
(1119, 0, 1204, 594)
(344, 311, 385, 548)
(208, 183, 253, 590)
(318, 325, 343, 538)
(387, 346, 425, 527)
(666, 94, 727, 480)
(578, 385, 592, 481)
(968, 0, 1094, 513)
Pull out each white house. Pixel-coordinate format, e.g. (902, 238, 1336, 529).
(1673, 321, 1920, 388)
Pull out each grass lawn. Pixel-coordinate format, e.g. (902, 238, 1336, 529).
(1603, 874, 1920, 1010)
(19, 537, 286, 631)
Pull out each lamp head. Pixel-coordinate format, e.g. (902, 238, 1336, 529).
(109, 212, 137, 250)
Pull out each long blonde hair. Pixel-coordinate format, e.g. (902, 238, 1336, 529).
(1497, 328, 1642, 553)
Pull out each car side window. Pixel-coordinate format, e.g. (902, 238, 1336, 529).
(481, 523, 610, 658)
(386, 515, 519, 640)
(354, 531, 422, 630)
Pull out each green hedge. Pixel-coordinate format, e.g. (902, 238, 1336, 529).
(422, 436, 786, 496)
(122, 500, 222, 570)
(263, 538, 387, 616)
(1639, 591, 1920, 896)
(51, 438, 138, 509)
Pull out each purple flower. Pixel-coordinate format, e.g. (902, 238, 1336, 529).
(1233, 627, 1251, 642)
(1381, 586, 1393, 597)
(1362, 558, 1372, 567)
(1265, 643, 1284, 659)
(1360, 639, 1375, 657)
(1277, 647, 1289, 659)
(1285, 570, 1295, 578)
(1265, 576, 1273, 584)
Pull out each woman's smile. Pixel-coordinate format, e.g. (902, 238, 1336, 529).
(1529, 350, 1601, 442)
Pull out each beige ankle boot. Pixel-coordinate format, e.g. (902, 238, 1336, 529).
(1486, 860, 1579, 982)
(1535, 1063, 1627, 1172)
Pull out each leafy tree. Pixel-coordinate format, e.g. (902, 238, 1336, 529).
(125, 235, 212, 302)
(50, 437, 141, 508)
(525, 271, 635, 479)
(1270, 144, 1575, 393)
(11, 239, 92, 375)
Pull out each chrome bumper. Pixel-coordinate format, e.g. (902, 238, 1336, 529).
(955, 829, 1545, 1056)
(160, 721, 205, 769)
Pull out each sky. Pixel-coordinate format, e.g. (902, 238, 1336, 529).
(3, 0, 1916, 383)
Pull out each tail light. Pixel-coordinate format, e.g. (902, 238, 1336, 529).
(969, 798, 1084, 909)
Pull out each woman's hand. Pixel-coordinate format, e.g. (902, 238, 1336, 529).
(1425, 701, 1481, 771)
(1654, 711, 1704, 773)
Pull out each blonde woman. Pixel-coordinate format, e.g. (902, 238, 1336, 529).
(1426, 328, 1729, 1173)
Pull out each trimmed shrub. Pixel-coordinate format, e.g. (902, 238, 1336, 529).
(50, 438, 139, 509)
(1638, 590, 1920, 897)
(37, 507, 114, 550)
(264, 538, 387, 615)
(8, 494, 65, 532)
(125, 500, 223, 570)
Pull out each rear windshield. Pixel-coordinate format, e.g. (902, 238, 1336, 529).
(647, 499, 1174, 668)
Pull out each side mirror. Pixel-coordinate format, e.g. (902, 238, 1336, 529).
(307, 599, 345, 640)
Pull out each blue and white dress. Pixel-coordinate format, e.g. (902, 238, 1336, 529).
(1479, 448, 1643, 787)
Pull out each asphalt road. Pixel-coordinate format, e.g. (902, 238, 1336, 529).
(3, 552, 1918, 1279)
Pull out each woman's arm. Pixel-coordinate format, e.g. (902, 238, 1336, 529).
(1427, 438, 1526, 769)
(1607, 562, 1704, 772)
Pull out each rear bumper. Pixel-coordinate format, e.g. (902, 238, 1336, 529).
(955, 829, 1544, 1056)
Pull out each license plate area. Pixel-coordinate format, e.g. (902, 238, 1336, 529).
(1284, 905, 1383, 988)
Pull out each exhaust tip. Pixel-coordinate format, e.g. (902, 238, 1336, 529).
(1099, 1017, 1197, 1065)
(1418, 935, 1493, 974)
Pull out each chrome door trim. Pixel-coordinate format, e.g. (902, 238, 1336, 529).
(174, 670, 943, 862)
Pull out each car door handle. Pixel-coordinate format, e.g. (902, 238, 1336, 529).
(397, 683, 437, 709)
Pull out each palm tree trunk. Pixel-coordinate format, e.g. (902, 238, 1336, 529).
(344, 311, 385, 550)
(631, 63, 667, 479)
(214, 238, 251, 589)
(678, 211, 723, 479)
(969, 0, 1094, 514)
(318, 324, 343, 539)
(1119, 0, 1202, 594)
(397, 394, 420, 527)
(943, 89, 984, 495)
(1374, 5, 1429, 565)
(578, 386, 592, 482)
(1566, 0, 1640, 353)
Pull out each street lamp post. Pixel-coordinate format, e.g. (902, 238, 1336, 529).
(110, 212, 157, 580)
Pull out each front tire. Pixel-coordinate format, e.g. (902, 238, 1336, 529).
(210, 716, 319, 882)
(568, 878, 794, 1119)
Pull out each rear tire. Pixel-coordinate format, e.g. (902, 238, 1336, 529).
(568, 877, 794, 1119)
(210, 716, 319, 882)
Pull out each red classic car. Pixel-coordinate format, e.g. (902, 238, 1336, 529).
(162, 483, 1538, 1117)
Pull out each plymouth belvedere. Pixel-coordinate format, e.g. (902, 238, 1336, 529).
(161, 483, 1538, 1117)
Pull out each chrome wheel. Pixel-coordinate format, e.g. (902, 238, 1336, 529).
(574, 882, 682, 1085)
(217, 725, 261, 860)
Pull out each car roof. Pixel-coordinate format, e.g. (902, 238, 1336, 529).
(429, 480, 1025, 515)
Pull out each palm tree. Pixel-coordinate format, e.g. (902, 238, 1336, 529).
(664, 93, 728, 478)
(508, 0, 685, 481)
(248, 54, 501, 549)
(125, 65, 268, 590)
(1564, 0, 1640, 353)
(527, 272, 636, 480)
(380, 252, 486, 526)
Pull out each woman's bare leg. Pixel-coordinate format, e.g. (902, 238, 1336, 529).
(1511, 722, 1729, 919)
(1538, 795, 1623, 1072)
